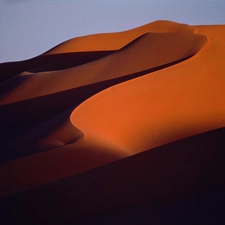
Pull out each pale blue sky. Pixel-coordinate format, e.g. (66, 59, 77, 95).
(0, 0, 224, 63)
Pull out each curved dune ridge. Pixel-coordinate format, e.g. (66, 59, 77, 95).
(1, 20, 225, 224)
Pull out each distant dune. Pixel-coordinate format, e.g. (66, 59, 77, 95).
(1, 20, 225, 224)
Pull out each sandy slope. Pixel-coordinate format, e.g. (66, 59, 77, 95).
(71, 30, 225, 154)
(0, 20, 225, 224)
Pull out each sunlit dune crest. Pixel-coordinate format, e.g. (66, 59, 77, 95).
(1, 20, 225, 224)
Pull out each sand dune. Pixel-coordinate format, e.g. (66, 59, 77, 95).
(1, 20, 225, 224)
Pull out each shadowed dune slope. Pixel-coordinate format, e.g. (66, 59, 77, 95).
(2, 128, 225, 224)
(0, 32, 206, 105)
(0, 20, 225, 224)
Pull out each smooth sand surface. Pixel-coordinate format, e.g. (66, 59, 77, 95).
(0, 20, 225, 224)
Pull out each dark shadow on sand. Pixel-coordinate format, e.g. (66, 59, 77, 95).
(1, 127, 225, 225)
(0, 50, 116, 83)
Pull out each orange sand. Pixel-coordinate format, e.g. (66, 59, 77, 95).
(0, 20, 225, 224)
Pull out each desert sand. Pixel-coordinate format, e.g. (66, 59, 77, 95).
(1, 20, 225, 224)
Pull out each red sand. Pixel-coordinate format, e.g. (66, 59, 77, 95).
(0, 20, 225, 224)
